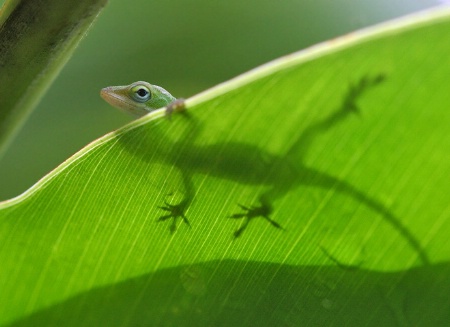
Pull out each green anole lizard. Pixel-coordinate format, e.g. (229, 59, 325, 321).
(100, 79, 430, 265)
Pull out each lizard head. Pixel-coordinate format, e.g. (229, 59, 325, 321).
(101, 81, 176, 117)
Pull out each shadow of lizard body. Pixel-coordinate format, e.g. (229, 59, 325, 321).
(119, 74, 430, 265)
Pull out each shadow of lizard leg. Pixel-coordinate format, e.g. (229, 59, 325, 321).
(287, 74, 386, 162)
(156, 110, 203, 234)
(156, 171, 195, 234)
(299, 166, 430, 265)
(319, 245, 363, 271)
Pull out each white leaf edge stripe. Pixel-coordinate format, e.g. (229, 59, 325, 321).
(1, 5, 449, 209)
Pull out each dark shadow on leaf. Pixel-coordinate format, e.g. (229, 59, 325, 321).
(8, 260, 450, 327)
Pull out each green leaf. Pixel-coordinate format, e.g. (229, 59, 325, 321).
(1, 7, 450, 326)
(0, 0, 107, 157)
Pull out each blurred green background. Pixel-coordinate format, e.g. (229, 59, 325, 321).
(0, 0, 442, 200)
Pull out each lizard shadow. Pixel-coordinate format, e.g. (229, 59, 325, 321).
(117, 74, 430, 265)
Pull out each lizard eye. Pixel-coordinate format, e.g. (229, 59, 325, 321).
(131, 85, 151, 102)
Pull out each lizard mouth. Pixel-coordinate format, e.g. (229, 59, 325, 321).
(100, 87, 147, 117)
(100, 87, 124, 108)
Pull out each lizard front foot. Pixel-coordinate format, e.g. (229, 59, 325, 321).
(165, 98, 186, 118)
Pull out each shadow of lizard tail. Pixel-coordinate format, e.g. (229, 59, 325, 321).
(298, 166, 430, 266)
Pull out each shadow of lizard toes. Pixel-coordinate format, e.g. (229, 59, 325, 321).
(157, 200, 191, 234)
(229, 201, 283, 238)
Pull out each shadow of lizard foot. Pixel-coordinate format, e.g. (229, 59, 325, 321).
(157, 200, 191, 234)
(342, 73, 386, 115)
(229, 201, 283, 238)
(319, 246, 363, 272)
